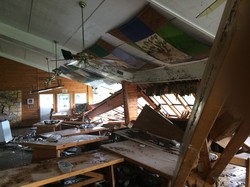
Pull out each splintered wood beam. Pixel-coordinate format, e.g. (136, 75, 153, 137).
(173, 0, 240, 186)
(139, 91, 157, 109)
(199, 140, 212, 177)
(205, 0, 250, 183)
(206, 122, 250, 184)
(87, 91, 123, 118)
(246, 158, 250, 187)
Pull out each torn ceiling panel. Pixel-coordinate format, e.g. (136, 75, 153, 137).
(0, 0, 226, 86)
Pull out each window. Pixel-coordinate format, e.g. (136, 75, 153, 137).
(75, 93, 87, 104)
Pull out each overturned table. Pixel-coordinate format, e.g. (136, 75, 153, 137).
(0, 150, 124, 187)
(23, 135, 108, 162)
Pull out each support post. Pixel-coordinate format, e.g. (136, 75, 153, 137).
(122, 81, 138, 125)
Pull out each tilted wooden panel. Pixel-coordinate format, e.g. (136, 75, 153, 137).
(134, 105, 184, 142)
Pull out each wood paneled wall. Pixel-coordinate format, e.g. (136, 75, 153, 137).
(122, 81, 138, 124)
(0, 57, 92, 127)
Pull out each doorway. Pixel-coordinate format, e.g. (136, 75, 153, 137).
(39, 94, 54, 121)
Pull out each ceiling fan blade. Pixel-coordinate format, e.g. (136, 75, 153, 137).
(61, 49, 74, 60)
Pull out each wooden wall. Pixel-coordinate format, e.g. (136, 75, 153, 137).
(122, 81, 138, 124)
(0, 56, 92, 127)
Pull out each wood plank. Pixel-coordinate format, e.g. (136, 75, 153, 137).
(67, 172, 104, 187)
(134, 105, 184, 142)
(87, 91, 124, 119)
(231, 155, 248, 167)
(173, 0, 240, 186)
(214, 152, 248, 167)
(207, 121, 250, 184)
(139, 91, 157, 109)
(216, 136, 232, 149)
(0, 150, 124, 187)
(115, 128, 180, 154)
(102, 140, 179, 179)
(247, 158, 250, 187)
(40, 127, 108, 138)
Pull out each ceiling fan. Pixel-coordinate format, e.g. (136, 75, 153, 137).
(43, 41, 62, 87)
(60, 1, 129, 73)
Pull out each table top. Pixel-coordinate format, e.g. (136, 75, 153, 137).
(33, 120, 63, 128)
(0, 150, 124, 187)
(102, 140, 179, 179)
(23, 135, 108, 150)
(40, 127, 108, 138)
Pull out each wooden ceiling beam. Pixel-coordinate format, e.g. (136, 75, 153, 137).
(172, 0, 242, 186)
(138, 91, 157, 109)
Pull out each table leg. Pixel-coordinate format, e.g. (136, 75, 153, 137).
(105, 165, 115, 187)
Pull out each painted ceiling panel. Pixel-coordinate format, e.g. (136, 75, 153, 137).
(149, 0, 226, 38)
(0, 0, 226, 86)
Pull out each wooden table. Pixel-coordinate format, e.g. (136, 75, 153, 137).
(40, 127, 108, 138)
(51, 112, 69, 120)
(0, 150, 124, 187)
(33, 120, 63, 134)
(102, 140, 179, 180)
(23, 135, 108, 161)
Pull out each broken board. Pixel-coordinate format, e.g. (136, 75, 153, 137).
(102, 140, 179, 179)
(133, 105, 184, 142)
(115, 128, 180, 154)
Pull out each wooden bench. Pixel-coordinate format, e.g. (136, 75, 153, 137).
(0, 150, 124, 187)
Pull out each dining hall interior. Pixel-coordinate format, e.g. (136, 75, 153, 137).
(0, 0, 249, 186)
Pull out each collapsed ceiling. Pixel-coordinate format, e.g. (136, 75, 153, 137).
(0, 0, 226, 87)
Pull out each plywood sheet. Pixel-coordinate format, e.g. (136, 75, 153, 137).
(102, 140, 179, 179)
(133, 105, 184, 142)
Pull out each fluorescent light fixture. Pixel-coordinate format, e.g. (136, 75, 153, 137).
(67, 60, 78, 66)
(30, 85, 63, 94)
